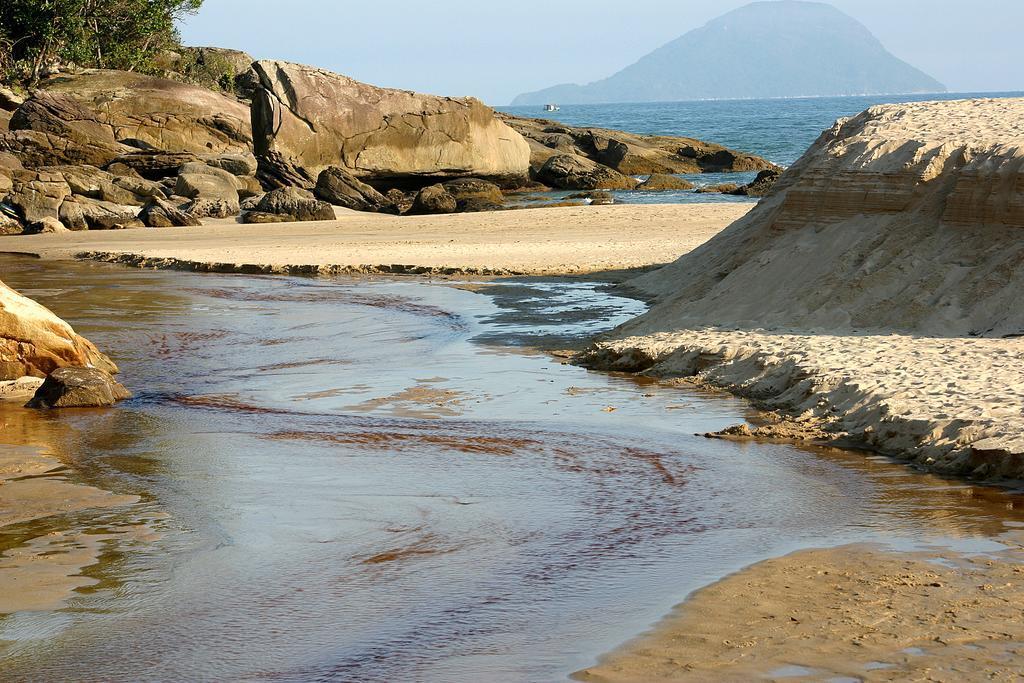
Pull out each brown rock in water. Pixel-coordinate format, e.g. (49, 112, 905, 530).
(25, 367, 131, 409)
(568, 191, 616, 205)
(409, 184, 458, 215)
(636, 173, 695, 191)
(314, 167, 390, 213)
(537, 154, 639, 191)
(501, 114, 778, 176)
(728, 169, 783, 197)
(250, 60, 530, 184)
(695, 183, 740, 194)
(0, 279, 118, 380)
(244, 186, 334, 222)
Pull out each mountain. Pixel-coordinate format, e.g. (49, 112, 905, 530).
(511, 1, 945, 105)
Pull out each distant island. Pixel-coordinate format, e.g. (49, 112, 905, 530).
(512, 0, 946, 105)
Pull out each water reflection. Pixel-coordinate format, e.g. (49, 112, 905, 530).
(0, 255, 1022, 682)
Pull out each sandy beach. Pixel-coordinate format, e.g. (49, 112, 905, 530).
(575, 539, 1024, 682)
(1, 203, 752, 277)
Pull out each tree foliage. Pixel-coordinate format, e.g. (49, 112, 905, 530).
(0, 0, 203, 83)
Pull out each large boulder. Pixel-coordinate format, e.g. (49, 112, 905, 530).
(536, 154, 639, 191)
(250, 60, 530, 185)
(26, 366, 131, 409)
(35, 70, 252, 156)
(0, 280, 118, 380)
(243, 186, 334, 223)
(314, 166, 390, 213)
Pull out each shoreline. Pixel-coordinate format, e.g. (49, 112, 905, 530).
(574, 538, 1024, 682)
(577, 330, 1024, 482)
(1, 204, 752, 278)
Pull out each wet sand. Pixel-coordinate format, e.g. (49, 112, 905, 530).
(576, 539, 1024, 682)
(1, 203, 751, 276)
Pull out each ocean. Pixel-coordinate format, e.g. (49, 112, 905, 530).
(500, 91, 1024, 204)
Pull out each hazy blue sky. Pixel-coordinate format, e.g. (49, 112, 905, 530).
(181, 0, 1023, 104)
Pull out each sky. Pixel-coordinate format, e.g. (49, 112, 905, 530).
(180, 0, 1024, 105)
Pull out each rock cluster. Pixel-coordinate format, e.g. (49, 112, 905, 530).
(0, 57, 779, 231)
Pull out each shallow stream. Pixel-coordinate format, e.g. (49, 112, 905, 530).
(1, 254, 1023, 682)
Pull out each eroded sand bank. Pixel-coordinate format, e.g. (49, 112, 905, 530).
(2, 204, 752, 277)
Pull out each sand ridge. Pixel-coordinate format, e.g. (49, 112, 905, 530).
(2, 203, 753, 276)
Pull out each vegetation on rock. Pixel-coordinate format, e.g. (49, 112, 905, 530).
(0, 0, 203, 84)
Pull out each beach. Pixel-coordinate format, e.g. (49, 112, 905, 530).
(4, 203, 751, 277)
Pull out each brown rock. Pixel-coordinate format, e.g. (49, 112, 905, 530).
(728, 169, 783, 197)
(38, 70, 252, 156)
(9, 170, 71, 222)
(442, 178, 504, 204)
(537, 154, 638, 191)
(250, 60, 530, 184)
(0, 280, 118, 380)
(637, 174, 695, 191)
(25, 366, 131, 409)
(244, 186, 334, 222)
(409, 184, 458, 215)
(139, 198, 202, 228)
(314, 166, 390, 213)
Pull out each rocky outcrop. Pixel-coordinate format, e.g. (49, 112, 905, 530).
(25, 366, 131, 409)
(728, 169, 782, 197)
(501, 115, 777, 179)
(537, 154, 638, 191)
(36, 70, 252, 156)
(637, 174, 695, 191)
(249, 60, 531, 185)
(0, 279, 118, 380)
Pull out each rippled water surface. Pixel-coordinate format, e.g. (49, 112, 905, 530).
(2, 255, 1024, 682)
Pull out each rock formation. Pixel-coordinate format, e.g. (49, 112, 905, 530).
(501, 115, 777, 180)
(249, 60, 531, 186)
(34, 70, 252, 156)
(0, 279, 118, 380)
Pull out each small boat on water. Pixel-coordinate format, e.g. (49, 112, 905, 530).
(544, 104, 561, 112)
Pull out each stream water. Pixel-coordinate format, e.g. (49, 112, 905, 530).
(2, 254, 1024, 682)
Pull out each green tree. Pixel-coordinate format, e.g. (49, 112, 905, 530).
(0, 0, 202, 83)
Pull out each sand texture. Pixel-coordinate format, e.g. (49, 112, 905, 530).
(575, 541, 1024, 682)
(627, 98, 1024, 337)
(582, 98, 1024, 480)
(2, 204, 751, 277)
